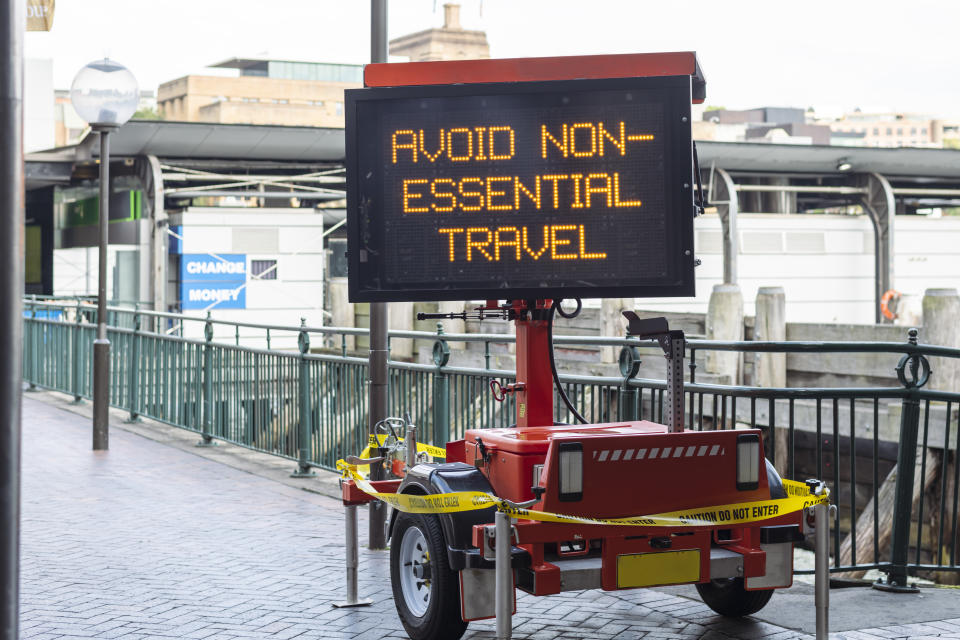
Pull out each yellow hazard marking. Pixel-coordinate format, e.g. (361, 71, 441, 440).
(617, 550, 701, 588)
(336, 460, 829, 527)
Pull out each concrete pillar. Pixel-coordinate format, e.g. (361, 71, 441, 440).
(922, 288, 960, 392)
(600, 298, 634, 363)
(754, 287, 786, 388)
(705, 284, 743, 384)
(328, 277, 354, 351)
(389, 301, 415, 359)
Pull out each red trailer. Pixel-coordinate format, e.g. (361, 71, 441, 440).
(338, 53, 829, 640)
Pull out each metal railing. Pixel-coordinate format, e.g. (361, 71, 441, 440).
(21, 297, 960, 585)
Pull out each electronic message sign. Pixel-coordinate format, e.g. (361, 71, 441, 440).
(345, 75, 695, 302)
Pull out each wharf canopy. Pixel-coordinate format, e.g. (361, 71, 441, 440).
(23, 119, 960, 323)
(23, 120, 346, 328)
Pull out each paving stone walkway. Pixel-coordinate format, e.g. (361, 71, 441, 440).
(17, 392, 960, 639)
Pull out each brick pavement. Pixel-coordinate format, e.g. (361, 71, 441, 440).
(17, 391, 960, 640)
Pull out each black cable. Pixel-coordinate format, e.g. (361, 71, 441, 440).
(548, 298, 587, 424)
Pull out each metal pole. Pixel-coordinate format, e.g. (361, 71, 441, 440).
(405, 424, 417, 469)
(292, 320, 315, 477)
(0, 1, 24, 637)
(332, 505, 373, 608)
(814, 499, 831, 640)
(495, 511, 513, 639)
(92, 126, 114, 450)
(367, 0, 389, 550)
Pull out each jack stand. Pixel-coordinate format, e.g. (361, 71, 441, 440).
(495, 510, 513, 639)
(333, 505, 373, 608)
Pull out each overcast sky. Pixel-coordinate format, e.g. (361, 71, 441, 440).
(25, 0, 960, 117)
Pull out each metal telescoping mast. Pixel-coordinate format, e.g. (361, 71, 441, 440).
(367, 0, 389, 550)
(0, 1, 24, 638)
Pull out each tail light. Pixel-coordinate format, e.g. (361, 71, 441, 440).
(558, 442, 583, 501)
(736, 433, 760, 491)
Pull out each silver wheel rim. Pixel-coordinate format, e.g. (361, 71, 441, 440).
(399, 525, 431, 617)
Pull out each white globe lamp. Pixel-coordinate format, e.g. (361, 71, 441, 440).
(70, 58, 139, 128)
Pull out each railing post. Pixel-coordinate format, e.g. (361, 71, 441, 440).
(618, 341, 641, 421)
(126, 306, 141, 422)
(875, 327, 924, 593)
(25, 295, 36, 391)
(292, 318, 316, 478)
(71, 301, 83, 402)
(196, 312, 216, 447)
(432, 324, 450, 445)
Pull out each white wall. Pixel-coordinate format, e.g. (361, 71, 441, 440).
(25, 58, 54, 153)
(172, 207, 326, 350)
(641, 213, 960, 325)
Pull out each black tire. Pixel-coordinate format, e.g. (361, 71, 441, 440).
(695, 459, 784, 617)
(390, 511, 468, 640)
(696, 577, 774, 617)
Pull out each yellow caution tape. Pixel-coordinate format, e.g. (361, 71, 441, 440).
(363, 433, 447, 459)
(351, 435, 446, 478)
(336, 460, 829, 527)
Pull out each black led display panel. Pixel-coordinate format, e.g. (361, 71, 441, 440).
(346, 75, 695, 302)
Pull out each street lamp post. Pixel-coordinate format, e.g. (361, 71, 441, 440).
(70, 59, 138, 451)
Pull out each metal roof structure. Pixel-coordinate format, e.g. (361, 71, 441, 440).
(697, 141, 960, 179)
(88, 120, 346, 162)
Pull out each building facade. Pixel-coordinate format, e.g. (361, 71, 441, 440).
(828, 112, 941, 148)
(157, 59, 362, 128)
(389, 3, 489, 62)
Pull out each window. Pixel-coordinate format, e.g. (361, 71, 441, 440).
(251, 259, 278, 280)
(886, 127, 892, 135)
(873, 127, 879, 135)
(910, 127, 917, 135)
(897, 128, 903, 136)
(921, 127, 928, 136)
(335, 101, 344, 116)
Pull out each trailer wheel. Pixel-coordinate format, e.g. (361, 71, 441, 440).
(696, 577, 773, 617)
(390, 511, 468, 640)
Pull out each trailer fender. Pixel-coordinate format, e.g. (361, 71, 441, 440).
(766, 459, 786, 499)
(389, 462, 499, 569)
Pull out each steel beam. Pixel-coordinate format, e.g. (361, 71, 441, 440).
(710, 167, 739, 285)
(858, 173, 896, 324)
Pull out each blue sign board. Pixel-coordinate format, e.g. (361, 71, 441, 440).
(180, 254, 246, 310)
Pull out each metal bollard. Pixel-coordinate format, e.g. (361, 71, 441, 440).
(495, 510, 513, 640)
(332, 505, 373, 608)
(813, 485, 832, 640)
